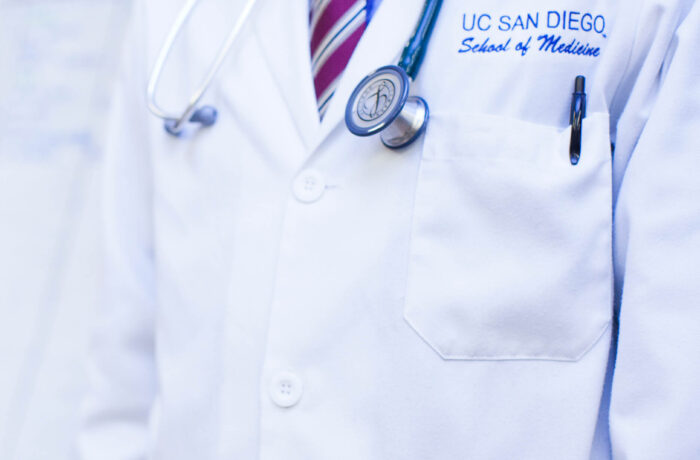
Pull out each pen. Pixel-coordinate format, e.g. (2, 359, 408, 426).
(569, 75, 586, 165)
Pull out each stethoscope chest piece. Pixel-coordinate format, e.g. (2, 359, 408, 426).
(345, 65, 429, 149)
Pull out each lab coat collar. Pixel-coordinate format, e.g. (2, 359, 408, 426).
(253, 0, 424, 155)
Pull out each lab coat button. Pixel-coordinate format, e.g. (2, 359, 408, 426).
(293, 170, 326, 203)
(269, 372, 303, 408)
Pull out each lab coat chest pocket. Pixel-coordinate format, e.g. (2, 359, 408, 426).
(404, 113, 613, 361)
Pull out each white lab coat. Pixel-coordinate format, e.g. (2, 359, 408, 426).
(80, 0, 700, 458)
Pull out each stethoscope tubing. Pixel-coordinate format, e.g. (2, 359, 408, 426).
(397, 0, 443, 80)
(147, 0, 441, 138)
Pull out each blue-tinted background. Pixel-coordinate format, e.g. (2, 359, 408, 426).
(0, 1, 132, 458)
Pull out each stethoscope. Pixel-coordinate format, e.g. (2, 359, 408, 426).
(147, 0, 443, 149)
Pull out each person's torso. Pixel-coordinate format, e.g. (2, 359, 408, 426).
(137, 0, 678, 458)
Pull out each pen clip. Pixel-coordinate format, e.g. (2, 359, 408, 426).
(569, 75, 586, 166)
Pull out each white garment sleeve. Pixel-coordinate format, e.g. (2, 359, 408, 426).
(610, 0, 700, 458)
(79, 3, 158, 459)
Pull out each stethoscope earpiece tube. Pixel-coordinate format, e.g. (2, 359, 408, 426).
(147, 0, 258, 137)
(397, 0, 444, 80)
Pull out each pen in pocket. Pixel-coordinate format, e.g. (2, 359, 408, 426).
(569, 75, 587, 165)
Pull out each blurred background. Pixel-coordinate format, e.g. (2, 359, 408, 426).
(0, 1, 132, 458)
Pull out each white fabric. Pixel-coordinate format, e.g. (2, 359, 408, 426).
(80, 0, 700, 458)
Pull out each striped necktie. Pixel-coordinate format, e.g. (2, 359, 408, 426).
(310, 0, 368, 118)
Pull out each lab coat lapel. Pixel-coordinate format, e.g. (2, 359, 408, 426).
(315, 0, 424, 149)
(253, 0, 320, 152)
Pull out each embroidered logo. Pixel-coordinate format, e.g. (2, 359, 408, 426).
(459, 11, 608, 57)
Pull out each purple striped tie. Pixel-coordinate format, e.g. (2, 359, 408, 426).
(310, 0, 367, 118)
